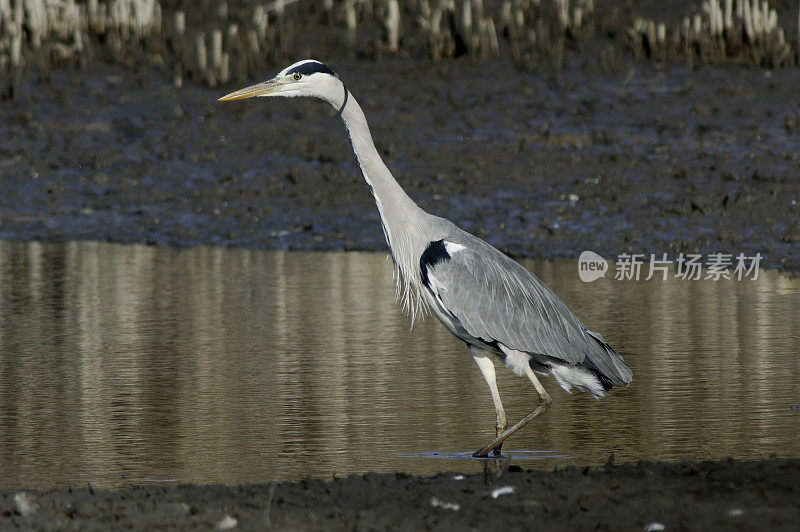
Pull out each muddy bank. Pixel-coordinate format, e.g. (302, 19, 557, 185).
(1, 0, 798, 98)
(2, 458, 798, 530)
(1, 56, 799, 274)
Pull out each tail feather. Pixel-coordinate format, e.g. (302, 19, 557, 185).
(548, 361, 608, 400)
(533, 331, 632, 401)
(583, 330, 633, 387)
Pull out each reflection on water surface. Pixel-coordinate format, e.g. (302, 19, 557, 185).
(0, 240, 798, 489)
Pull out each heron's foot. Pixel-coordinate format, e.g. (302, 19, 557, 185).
(473, 442, 499, 458)
(473, 429, 506, 458)
(491, 423, 507, 456)
(472, 395, 552, 458)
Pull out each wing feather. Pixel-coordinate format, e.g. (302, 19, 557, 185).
(423, 234, 632, 386)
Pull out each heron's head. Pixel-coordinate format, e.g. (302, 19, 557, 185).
(218, 59, 344, 106)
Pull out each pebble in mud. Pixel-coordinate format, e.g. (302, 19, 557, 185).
(489, 486, 516, 499)
(215, 514, 238, 530)
(12, 492, 39, 517)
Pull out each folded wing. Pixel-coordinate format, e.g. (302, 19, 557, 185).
(420, 235, 632, 387)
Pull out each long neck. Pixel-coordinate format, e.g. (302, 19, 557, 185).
(333, 86, 429, 253)
(338, 89, 420, 217)
(331, 85, 430, 319)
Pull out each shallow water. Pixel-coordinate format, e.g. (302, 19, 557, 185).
(0, 240, 798, 489)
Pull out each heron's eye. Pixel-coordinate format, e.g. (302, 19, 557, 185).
(293, 72, 302, 81)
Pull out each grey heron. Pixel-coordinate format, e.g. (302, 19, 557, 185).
(219, 60, 633, 457)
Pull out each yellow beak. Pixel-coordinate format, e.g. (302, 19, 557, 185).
(218, 79, 282, 101)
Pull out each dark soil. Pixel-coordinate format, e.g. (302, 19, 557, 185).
(2, 56, 800, 274)
(2, 458, 798, 530)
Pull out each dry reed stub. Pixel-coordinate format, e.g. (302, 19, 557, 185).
(195, 32, 207, 77)
(170, 10, 185, 87)
(1, 0, 799, 99)
(386, 0, 400, 52)
(413, 0, 504, 61)
(626, 0, 795, 67)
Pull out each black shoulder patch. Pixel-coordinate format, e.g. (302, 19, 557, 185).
(287, 61, 337, 77)
(420, 240, 450, 287)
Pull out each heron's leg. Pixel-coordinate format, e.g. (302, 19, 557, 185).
(473, 365, 552, 458)
(469, 347, 507, 456)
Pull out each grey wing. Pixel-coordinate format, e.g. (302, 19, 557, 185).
(421, 236, 632, 386)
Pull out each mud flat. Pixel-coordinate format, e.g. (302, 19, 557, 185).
(1, 458, 798, 530)
(2, 56, 800, 275)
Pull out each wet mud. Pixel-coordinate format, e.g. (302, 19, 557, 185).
(1, 56, 799, 274)
(2, 458, 798, 530)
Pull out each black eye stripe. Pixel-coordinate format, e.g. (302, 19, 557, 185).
(286, 61, 337, 77)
